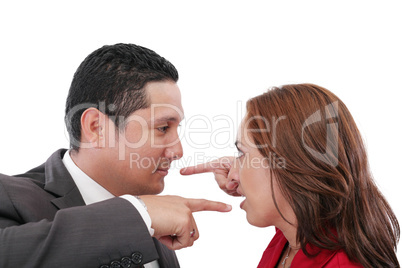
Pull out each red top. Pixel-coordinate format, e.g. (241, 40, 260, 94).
(258, 229, 364, 268)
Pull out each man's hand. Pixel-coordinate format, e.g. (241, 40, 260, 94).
(140, 195, 232, 250)
(180, 156, 240, 196)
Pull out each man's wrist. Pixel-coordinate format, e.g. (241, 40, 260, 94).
(135, 196, 148, 211)
(119, 195, 154, 236)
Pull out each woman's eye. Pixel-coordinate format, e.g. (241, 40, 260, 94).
(236, 150, 244, 158)
(157, 126, 169, 133)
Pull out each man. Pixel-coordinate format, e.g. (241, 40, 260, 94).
(0, 43, 231, 268)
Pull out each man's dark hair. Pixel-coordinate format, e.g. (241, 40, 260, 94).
(65, 43, 179, 151)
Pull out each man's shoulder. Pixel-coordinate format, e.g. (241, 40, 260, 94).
(0, 163, 46, 191)
(0, 150, 68, 223)
(0, 172, 45, 191)
(0, 149, 69, 194)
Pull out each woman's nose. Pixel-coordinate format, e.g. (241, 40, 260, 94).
(227, 159, 240, 190)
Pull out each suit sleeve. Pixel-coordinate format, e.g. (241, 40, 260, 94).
(0, 185, 159, 268)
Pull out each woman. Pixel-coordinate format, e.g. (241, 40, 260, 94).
(181, 84, 400, 267)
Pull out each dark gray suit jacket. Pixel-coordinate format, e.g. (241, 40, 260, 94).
(0, 149, 180, 268)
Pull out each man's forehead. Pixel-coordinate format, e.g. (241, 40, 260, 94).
(144, 81, 184, 120)
(127, 103, 184, 122)
(150, 102, 184, 121)
(145, 81, 181, 103)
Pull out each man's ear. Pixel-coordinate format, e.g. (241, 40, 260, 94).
(80, 108, 107, 148)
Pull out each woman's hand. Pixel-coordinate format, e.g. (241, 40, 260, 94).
(180, 156, 241, 196)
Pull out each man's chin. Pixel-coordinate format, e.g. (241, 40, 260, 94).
(123, 183, 164, 196)
(152, 186, 164, 195)
(146, 181, 165, 195)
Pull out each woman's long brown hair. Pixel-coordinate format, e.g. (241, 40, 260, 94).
(246, 84, 399, 267)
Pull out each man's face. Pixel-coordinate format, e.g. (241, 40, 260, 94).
(101, 80, 184, 196)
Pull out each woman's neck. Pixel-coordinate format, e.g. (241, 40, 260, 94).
(278, 223, 300, 249)
(275, 224, 301, 268)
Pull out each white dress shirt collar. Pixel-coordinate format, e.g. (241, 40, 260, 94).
(62, 150, 114, 205)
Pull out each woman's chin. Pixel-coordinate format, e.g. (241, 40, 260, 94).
(246, 215, 263, 227)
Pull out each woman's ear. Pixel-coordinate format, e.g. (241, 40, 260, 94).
(80, 108, 107, 149)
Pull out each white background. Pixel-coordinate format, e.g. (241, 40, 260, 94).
(0, 1, 401, 266)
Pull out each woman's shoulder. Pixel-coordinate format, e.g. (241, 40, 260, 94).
(322, 250, 364, 268)
(293, 243, 364, 268)
(258, 229, 364, 268)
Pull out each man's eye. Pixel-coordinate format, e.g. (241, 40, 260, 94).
(157, 126, 169, 133)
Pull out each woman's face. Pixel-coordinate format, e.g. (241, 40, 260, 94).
(228, 118, 295, 228)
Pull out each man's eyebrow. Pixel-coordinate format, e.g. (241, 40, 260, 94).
(152, 116, 180, 125)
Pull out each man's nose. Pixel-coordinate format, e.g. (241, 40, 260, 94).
(165, 140, 183, 160)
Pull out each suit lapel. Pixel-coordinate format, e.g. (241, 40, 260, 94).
(50, 187, 86, 209)
(43, 149, 86, 209)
